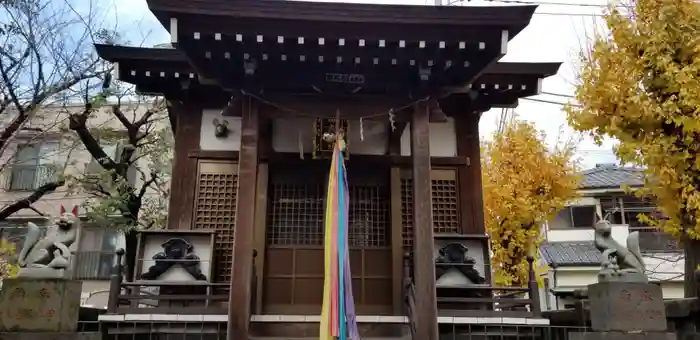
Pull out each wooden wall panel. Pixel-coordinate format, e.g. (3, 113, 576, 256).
(400, 168, 459, 252)
(193, 160, 238, 282)
(167, 103, 202, 230)
(455, 113, 484, 234)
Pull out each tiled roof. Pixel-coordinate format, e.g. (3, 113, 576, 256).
(579, 164, 644, 189)
(539, 241, 602, 267)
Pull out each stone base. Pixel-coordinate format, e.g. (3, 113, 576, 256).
(569, 332, 675, 340)
(0, 332, 100, 340)
(588, 281, 667, 332)
(17, 267, 72, 279)
(0, 278, 82, 332)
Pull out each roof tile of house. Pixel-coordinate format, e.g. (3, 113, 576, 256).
(539, 241, 602, 267)
(579, 163, 644, 189)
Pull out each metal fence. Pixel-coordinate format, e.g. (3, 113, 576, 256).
(632, 227, 681, 253)
(74, 251, 117, 280)
(439, 324, 592, 340)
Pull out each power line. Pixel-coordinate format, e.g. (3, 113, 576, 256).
(486, 0, 610, 7)
(534, 12, 604, 16)
(448, 0, 611, 16)
(449, 0, 614, 8)
(542, 91, 575, 98)
(522, 97, 581, 107)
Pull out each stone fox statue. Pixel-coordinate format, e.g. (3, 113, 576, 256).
(18, 205, 79, 272)
(593, 219, 645, 274)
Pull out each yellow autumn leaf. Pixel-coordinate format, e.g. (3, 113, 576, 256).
(482, 118, 580, 287)
(567, 0, 700, 245)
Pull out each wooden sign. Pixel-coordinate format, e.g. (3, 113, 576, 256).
(325, 73, 365, 84)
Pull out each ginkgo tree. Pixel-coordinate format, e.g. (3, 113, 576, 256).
(482, 117, 579, 287)
(566, 0, 700, 296)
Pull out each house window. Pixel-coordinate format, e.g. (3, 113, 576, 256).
(570, 206, 597, 227)
(5, 142, 59, 191)
(552, 205, 597, 228)
(621, 196, 656, 229)
(74, 226, 121, 280)
(599, 196, 623, 224)
(85, 140, 137, 185)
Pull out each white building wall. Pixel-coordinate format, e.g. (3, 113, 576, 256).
(199, 108, 459, 157)
(400, 118, 457, 157)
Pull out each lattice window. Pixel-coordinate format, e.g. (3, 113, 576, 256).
(401, 178, 414, 251)
(432, 178, 459, 234)
(348, 185, 389, 248)
(267, 178, 389, 248)
(193, 161, 238, 282)
(267, 182, 325, 246)
(401, 169, 460, 251)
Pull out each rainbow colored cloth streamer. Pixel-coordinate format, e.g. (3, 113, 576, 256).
(319, 138, 360, 340)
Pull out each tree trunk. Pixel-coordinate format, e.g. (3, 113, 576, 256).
(683, 236, 700, 298)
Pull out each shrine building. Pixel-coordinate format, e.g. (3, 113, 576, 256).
(95, 1, 561, 339)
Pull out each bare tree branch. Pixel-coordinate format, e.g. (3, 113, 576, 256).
(0, 180, 65, 219)
(0, 0, 119, 222)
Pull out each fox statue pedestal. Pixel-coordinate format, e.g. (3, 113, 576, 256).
(0, 206, 99, 340)
(0, 278, 97, 339)
(570, 220, 674, 340)
(569, 282, 674, 340)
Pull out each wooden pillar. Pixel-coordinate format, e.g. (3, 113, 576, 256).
(410, 101, 439, 340)
(389, 167, 404, 314)
(455, 112, 485, 234)
(228, 96, 259, 340)
(166, 101, 202, 230)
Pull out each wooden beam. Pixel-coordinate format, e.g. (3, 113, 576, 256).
(252, 163, 269, 314)
(442, 95, 486, 234)
(455, 113, 473, 234)
(455, 112, 485, 234)
(258, 94, 415, 121)
(428, 98, 449, 123)
(228, 96, 259, 340)
(188, 150, 240, 160)
(264, 152, 468, 167)
(410, 101, 439, 340)
(187, 149, 470, 166)
(166, 101, 202, 230)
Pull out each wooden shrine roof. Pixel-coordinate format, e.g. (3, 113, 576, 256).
(96, 44, 560, 111)
(134, 0, 542, 95)
(147, 0, 536, 31)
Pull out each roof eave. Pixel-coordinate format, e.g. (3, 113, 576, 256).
(94, 44, 187, 63)
(146, 0, 537, 34)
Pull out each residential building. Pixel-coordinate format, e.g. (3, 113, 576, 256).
(0, 103, 162, 308)
(538, 164, 684, 310)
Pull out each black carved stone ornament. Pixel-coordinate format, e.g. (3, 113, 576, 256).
(435, 243, 486, 285)
(140, 238, 208, 281)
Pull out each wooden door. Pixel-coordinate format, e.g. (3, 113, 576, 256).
(262, 164, 393, 315)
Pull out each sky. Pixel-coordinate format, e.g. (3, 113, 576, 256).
(110, 0, 620, 169)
